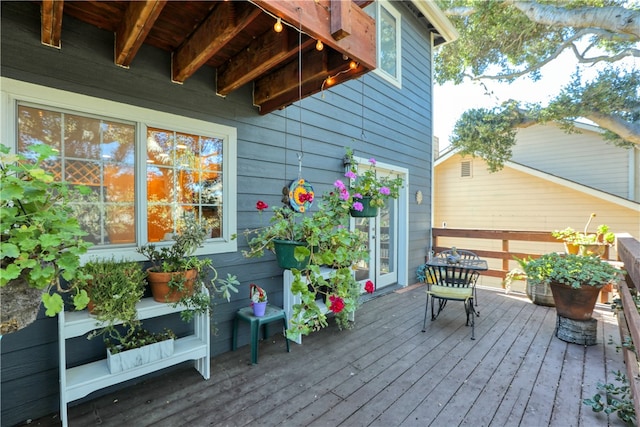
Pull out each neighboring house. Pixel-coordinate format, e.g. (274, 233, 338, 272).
(0, 1, 457, 424)
(433, 122, 640, 288)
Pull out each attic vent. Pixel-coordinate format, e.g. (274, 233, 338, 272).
(461, 160, 472, 178)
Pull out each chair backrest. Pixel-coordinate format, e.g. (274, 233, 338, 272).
(428, 249, 480, 288)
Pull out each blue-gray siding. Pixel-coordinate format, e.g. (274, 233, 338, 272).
(0, 2, 434, 425)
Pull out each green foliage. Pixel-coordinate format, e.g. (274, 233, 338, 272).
(551, 213, 616, 245)
(138, 215, 238, 322)
(0, 143, 92, 326)
(106, 328, 176, 354)
(523, 252, 623, 289)
(435, 0, 640, 170)
(583, 370, 636, 426)
(343, 148, 404, 208)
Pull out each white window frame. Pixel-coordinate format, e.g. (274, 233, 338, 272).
(1, 77, 238, 263)
(366, 0, 402, 88)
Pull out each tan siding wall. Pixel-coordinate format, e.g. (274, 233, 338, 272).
(512, 124, 631, 198)
(434, 153, 640, 290)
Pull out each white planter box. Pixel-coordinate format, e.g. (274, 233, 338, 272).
(107, 339, 175, 374)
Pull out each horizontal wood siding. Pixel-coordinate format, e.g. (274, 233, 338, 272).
(1, 2, 435, 425)
(512, 124, 631, 198)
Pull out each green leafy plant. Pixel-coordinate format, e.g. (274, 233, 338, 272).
(552, 213, 615, 245)
(239, 183, 373, 338)
(0, 143, 92, 334)
(106, 328, 176, 354)
(583, 370, 636, 426)
(78, 257, 147, 348)
(343, 147, 404, 209)
(523, 252, 622, 289)
(138, 214, 238, 321)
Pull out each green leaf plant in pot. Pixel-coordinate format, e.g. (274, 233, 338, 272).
(523, 252, 623, 321)
(343, 147, 404, 217)
(0, 143, 92, 335)
(238, 180, 373, 340)
(75, 257, 172, 359)
(552, 213, 615, 258)
(137, 214, 239, 322)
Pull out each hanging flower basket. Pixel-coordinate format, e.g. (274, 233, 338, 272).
(350, 196, 378, 218)
(273, 239, 311, 270)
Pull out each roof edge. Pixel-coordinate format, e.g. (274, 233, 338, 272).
(411, 0, 459, 44)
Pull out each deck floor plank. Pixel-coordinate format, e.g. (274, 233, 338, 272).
(23, 285, 628, 427)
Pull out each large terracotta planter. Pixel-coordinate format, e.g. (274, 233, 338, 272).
(549, 281, 603, 320)
(273, 239, 311, 270)
(146, 269, 197, 303)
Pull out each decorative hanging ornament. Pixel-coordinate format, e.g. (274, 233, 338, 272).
(288, 178, 314, 212)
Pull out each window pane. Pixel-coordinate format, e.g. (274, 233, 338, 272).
(17, 104, 136, 246)
(380, 7, 397, 77)
(146, 128, 223, 241)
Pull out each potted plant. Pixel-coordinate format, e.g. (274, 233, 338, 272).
(0, 143, 92, 335)
(239, 182, 373, 340)
(75, 257, 176, 373)
(241, 200, 317, 270)
(137, 214, 239, 321)
(503, 257, 555, 307)
(250, 283, 268, 317)
(552, 213, 615, 258)
(343, 147, 404, 217)
(523, 252, 622, 320)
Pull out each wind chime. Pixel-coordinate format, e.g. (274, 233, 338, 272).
(282, 8, 314, 214)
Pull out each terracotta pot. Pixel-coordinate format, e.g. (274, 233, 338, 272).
(549, 281, 602, 320)
(146, 269, 197, 303)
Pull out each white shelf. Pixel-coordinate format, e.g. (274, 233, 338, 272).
(58, 295, 210, 427)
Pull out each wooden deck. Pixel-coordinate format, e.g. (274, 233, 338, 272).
(29, 285, 628, 426)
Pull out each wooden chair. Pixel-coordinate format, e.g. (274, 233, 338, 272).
(422, 249, 481, 340)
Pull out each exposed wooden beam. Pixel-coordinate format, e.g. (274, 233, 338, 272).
(330, 0, 351, 41)
(218, 29, 316, 96)
(172, 2, 262, 83)
(115, 0, 167, 68)
(41, 0, 64, 48)
(252, 0, 376, 69)
(255, 49, 370, 114)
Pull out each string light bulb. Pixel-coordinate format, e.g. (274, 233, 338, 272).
(349, 60, 358, 70)
(273, 17, 283, 33)
(326, 76, 335, 86)
(316, 39, 324, 51)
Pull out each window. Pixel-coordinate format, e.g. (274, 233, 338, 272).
(4, 78, 237, 260)
(365, 0, 402, 88)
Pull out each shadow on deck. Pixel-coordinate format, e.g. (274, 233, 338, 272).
(29, 285, 628, 426)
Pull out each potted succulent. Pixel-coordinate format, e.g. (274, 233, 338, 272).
(343, 147, 404, 217)
(523, 252, 622, 320)
(0, 143, 92, 335)
(250, 283, 268, 317)
(137, 214, 239, 321)
(552, 213, 615, 258)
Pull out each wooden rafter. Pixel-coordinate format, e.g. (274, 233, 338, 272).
(330, 0, 351, 41)
(172, 2, 262, 83)
(41, 0, 64, 48)
(115, 0, 167, 67)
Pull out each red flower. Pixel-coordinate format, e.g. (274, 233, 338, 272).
(256, 200, 269, 211)
(298, 192, 314, 203)
(365, 280, 375, 294)
(329, 295, 345, 313)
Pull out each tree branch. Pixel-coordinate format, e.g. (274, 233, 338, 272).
(584, 112, 640, 146)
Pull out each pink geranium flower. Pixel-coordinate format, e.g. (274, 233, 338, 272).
(329, 295, 345, 313)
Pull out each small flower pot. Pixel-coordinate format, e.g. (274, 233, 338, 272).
(252, 301, 267, 317)
(146, 269, 197, 303)
(350, 196, 378, 218)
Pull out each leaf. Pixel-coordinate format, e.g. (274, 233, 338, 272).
(42, 293, 64, 317)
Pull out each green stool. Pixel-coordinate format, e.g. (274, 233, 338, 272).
(232, 304, 290, 364)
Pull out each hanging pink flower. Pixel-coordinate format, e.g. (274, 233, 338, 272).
(329, 295, 345, 313)
(334, 179, 346, 190)
(353, 193, 362, 199)
(369, 158, 377, 166)
(256, 200, 269, 211)
(352, 201, 363, 211)
(339, 188, 350, 201)
(344, 170, 357, 180)
(365, 280, 375, 294)
(379, 187, 390, 196)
